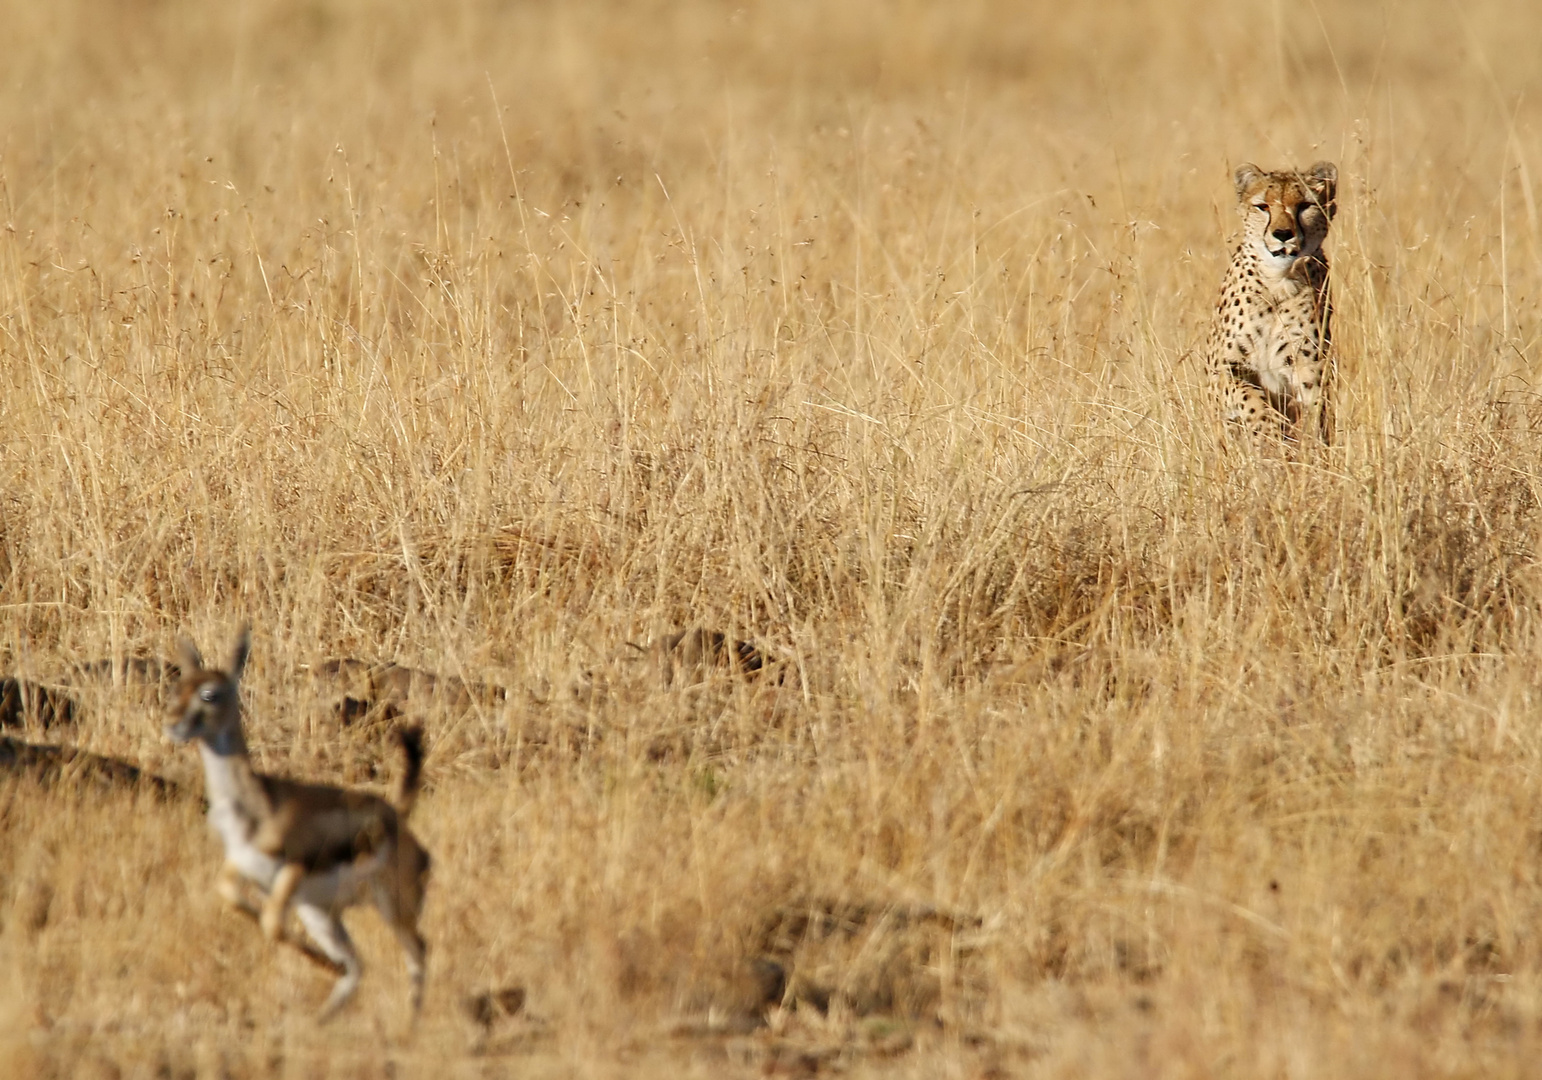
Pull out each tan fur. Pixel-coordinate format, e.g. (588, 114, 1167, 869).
(1206, 161, 1338, 442)
(166, 627, 430, 1021)
(68, 656, 179, 685)
(311, 657, 505, 726)
(644, 628, 769, 688)
(0, 677, 77, 731)
(0, 734, 181, 797)
(567, 628, 774, 706)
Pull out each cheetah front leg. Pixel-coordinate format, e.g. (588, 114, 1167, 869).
(1281, 362, 1332, 445)
(1220, 379, 1285, 440)
(1299, 370, 1333, 445)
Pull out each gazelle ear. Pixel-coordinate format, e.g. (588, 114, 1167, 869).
(175, 636, 204, 675)
(1233, 163, 1264, 200)
(229, 624, 252, 683)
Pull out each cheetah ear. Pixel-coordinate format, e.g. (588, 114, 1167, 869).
(1306, 161, 1337, 217)
(1233, 163, 1264, 200)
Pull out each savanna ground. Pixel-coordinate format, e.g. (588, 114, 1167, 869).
(3, 1, 1542, 1076)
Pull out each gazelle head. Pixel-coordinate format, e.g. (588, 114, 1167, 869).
(165, 625, 251, 755)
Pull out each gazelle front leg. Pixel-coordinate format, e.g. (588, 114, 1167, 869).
(260, 863, 305, 941)
(215, 861, 344, 975)
(217, 861, 261, 916)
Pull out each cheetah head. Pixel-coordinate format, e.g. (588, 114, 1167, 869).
(1233, 161, 1337, 266)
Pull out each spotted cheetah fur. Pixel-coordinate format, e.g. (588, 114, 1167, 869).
(1206, 160, 1338, 442)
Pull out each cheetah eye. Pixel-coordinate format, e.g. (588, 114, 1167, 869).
(1253, 203, 1269, 212)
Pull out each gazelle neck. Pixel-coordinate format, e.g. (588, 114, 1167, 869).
(196, 726, 257, 805)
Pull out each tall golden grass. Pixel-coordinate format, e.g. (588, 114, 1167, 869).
(4, 0, 1542, 1074)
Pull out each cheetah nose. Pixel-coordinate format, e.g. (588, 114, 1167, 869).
(1271, 228, 1295, 242)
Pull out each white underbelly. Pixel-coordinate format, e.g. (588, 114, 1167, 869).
(208, 803, 385, 909)
(293, 856, 385, 909)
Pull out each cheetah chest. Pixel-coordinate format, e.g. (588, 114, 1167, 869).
(1222, 259, 1327, 400)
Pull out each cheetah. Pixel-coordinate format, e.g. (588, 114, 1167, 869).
(1206, 160, 1338, 442)
(310, 657, 506, 728)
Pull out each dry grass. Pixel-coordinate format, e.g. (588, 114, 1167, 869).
(4, 0, 1542, 1075)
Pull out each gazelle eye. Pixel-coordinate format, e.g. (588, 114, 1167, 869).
(199, 685, 220, 702)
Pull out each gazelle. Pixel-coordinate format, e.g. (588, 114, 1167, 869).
(165, 626, 431, 1021)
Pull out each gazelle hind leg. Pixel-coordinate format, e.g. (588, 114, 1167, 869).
(373, 881, 427, 1014)
(393, 921, 427, 1015)
(296, 904, 363, 1021)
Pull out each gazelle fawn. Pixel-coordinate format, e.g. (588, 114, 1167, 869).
(165, 626, 431, 1021)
